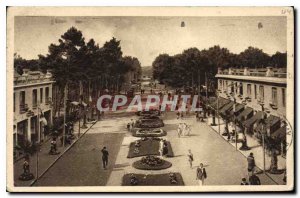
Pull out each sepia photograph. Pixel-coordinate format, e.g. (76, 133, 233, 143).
(6, 6, 294, 192)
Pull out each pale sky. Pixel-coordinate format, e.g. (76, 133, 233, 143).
(14, 16, 287, 66)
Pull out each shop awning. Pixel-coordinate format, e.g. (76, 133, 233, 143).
(271, 125, 286, 140)
(219, 101, 234, 116)
(236, 107, 253, 122)
(244, 111, 266, 128)
(256, 115, 281, 133)
(229, 103, 245, 116)
(210, 97, 231, 110)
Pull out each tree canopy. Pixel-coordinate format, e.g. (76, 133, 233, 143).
(152, 45, 287, 88)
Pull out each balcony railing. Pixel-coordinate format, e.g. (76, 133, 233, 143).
(218, 67, 287, 78)
(14, 74, 53, 86)
(19, 104, 28, 114)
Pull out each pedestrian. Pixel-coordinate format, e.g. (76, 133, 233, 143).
(23, 159, 30, 174)
(249, 172, 261, 185)
(159, 139, 164, 157)
(227, 130, 231, 141)
(196, 163, 207, 185)
(240, 178, 249, 185)
(247, 152, 256, 174)
(176, 111, 180, 119)
(177, 123, 182, 138)
(101, 146, 109, 169)
(187, 149, 194, 168)
(162, 140, 169, 157)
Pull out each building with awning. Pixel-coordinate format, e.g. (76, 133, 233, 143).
(215, 66, 287, 157)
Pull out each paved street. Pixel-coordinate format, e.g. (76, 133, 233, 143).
(34, 113, 134, 186)
(29, 109, 281, 186)
(14, 121, 95, 186)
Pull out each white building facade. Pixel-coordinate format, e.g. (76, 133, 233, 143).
(216, 67, 286, 118)
(14, 69, 55, 147)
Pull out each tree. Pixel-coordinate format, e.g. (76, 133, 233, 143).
(270, 52, 287, 68)
(238, 47, 271, 68)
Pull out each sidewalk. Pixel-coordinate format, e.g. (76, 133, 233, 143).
(107, 112, 279, 186)
(207, 116, 286, 185)
(14, 120, 96, 186)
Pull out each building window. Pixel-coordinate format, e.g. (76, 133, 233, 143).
(32, 89, 37, 109)
(40, 88, 43, 103)
(45, 87, 49, 104)
(271, 87, 278, 106)
(239, 82, 243, 96)
(247, 84, 251, 97)
(282, 88, 286, 107)
(254, 85, 257, 99)
(259, 85, 264, 102)
(19, 91, 26, 113)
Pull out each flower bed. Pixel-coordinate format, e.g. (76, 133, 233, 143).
(122, 172, 184, 186)
(135, 119, 164, 128)
(133, 128, 166, 137)
(136, 110, 160, 117)
(127, 138, 174, 158)
(132, 155, 172, 170)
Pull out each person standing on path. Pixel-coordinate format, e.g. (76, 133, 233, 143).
(187, 149, 194, 168)
(240, 178, 249, 185)
(196, 163, 207, 185)
(247, 152, 256, 174)
(249, 173, 261, 185)
(101, 147, 109, 169)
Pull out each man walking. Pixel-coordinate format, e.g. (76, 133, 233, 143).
(196, 163, 207, 185)
(101, 146, 109, 169)
(247, 152, 256, 174)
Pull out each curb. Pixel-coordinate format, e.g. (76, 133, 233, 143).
(29, 121, 97, 186)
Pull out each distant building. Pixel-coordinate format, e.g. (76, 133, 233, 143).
(14, 69, 55, 147)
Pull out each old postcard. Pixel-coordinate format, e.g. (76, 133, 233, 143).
(6, 6, 294, 192)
